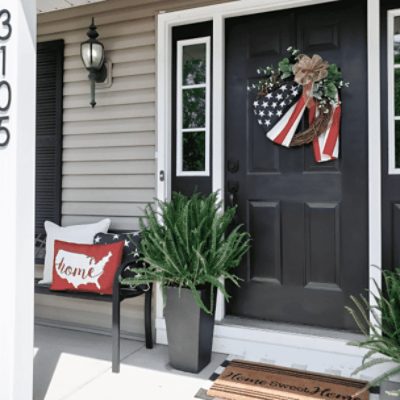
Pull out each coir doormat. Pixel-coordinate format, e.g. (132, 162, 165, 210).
(207, 360, 369, 400)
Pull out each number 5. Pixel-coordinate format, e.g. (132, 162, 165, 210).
(0, 116, 10, 147)
(0, 10, 12, 41)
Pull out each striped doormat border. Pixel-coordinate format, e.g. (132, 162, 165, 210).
(194, 357, 380, 400)
(195, 357, 232, 400)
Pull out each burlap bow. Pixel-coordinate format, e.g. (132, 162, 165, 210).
(293, 54, 329, 86)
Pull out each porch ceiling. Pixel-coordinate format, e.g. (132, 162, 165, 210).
(37, 0, 106, 14)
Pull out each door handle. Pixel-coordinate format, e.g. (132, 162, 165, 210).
(227, 181, 239, 209)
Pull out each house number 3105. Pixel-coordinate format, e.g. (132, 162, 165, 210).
(0, 9, 12, 147)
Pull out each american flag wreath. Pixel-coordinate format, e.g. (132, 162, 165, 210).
(250, 47, 349, 163)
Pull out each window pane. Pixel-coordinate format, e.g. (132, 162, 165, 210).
(395, 17, 400, 64)
(183, 131, 205, 172)
(182, 44, 206, 85)
(396, 121, 400, 168)
(183, 88, 206, 129)
(395, 69, 400, 116)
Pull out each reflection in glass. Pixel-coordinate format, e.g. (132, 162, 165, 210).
(183, 131, 206, 172)
(183, 88, 206, 129)
(396, 121, 400, 168)
(182, 44, 206, 85)
(395, 17, 400, 64)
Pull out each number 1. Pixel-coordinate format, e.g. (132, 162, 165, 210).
(0, 46, 5, 76)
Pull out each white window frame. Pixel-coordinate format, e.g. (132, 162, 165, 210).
(388, 9, 400, 174)
(176, 36, 211, 177)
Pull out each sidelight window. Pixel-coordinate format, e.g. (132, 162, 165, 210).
(388, 11, 400, 173)
(176, 37, 210, 176)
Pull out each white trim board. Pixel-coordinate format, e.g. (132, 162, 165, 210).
(156, 317, 397, 382)
(156, 0, 382, 368)
(0, 1, 36, 399)
(367, 0, 382, 327)
(157, 318, 400, 388)
(37, 0, 106, 14)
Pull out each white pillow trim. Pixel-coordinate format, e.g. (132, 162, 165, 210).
(39, 218, 111, 285)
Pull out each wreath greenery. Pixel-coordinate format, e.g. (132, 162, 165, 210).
(248, 47, 349, 113)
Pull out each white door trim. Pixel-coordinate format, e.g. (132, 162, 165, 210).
(367, 0, 382, 324)
(156, 0, 381, 361)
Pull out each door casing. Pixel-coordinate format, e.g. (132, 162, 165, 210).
(156, 0, 381, 344)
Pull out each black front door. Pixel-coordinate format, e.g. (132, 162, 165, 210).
(225, 1, 368, 331)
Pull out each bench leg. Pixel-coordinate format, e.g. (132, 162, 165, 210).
(145, 284, 153, 349)
(112, 293, 121, 373)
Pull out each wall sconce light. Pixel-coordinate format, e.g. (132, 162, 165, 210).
(80, 18, 107, 108)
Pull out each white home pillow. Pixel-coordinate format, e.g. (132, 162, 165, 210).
(40, 219, 111, 284)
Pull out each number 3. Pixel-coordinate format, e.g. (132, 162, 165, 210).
(0, 116, 10, 147)
(0, 10, 11, 41)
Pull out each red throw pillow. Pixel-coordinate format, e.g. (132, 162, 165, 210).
(50, 240, 124, 295)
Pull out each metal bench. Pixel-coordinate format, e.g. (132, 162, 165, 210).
(34, 233, 153, 373)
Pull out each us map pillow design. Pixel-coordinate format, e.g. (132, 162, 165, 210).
(50, 240, 124, 295)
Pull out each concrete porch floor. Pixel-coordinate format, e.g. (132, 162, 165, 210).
(33, 325, 226, 400)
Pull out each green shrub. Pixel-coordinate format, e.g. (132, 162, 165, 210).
(347, 268, 400, 396)
(122, 192, 250, 314)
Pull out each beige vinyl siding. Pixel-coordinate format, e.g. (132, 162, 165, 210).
(36, 0, 231, 339)
(38, 0, 230, 231)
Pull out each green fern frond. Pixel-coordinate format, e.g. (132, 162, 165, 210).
(121, 191, 250, 315)
(347, 268, 400, 395)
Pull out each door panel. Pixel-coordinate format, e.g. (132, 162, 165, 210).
(248, 200, 282, 283)
(225, 1, 368, 331)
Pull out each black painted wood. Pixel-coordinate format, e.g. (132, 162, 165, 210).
(34, 259, 154, 373)
(381, 0, 400, 274)
(225, 1, 368, 331)
(171, 22, 213, 196)
(36, 40, 64, 234)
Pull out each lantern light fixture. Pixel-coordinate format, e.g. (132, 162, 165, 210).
(80, 18, 107, 108)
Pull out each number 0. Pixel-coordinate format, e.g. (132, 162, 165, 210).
(0, 80, 11, 111)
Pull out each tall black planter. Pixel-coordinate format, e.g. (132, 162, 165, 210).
(165, 285, 216, 373)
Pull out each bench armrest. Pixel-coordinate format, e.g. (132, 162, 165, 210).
(113, 259, 149, 297)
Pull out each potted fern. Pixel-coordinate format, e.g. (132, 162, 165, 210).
(122, 192, 250, 373)
(347, 268, 400, 397)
